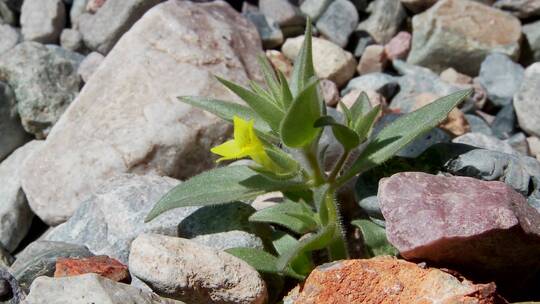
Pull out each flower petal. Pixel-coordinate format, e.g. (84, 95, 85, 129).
(210, 140, 242, 157)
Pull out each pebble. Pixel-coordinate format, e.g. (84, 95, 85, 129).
(284, 257, 502, 303)
(491, 104, 517, 139)
(440, 67, 473, 85)
(356, 0, 406, 44)
(0, 82, 29, 161)
(129, 233, 268, 304)
(464, 114, 493, 136)
(77, 51, 104, 83)
(265, 50, 292, 77)
(506, 132, 530, 155)
(9, 241, 93, 292)
(342, 72, 398, 97)
(20, 0, 66, 43)
(407, 0, 521, 75)
(77, 0, 162, 54)
(527, 136, 540, 160)
(282, 35, 356, 87)
(356, 44, 387, 75)
(24, 273, 183, 304)
(478, 53, 524, 107)
(0, 42, 83, 138)
(69, 0, 88, 27)
(399, 0, 437, 12)
(299, 0, 332, 20)
(243, 11, 283, 49)
(320, 79, 340, 107)
(316, 0, 358, 47)
(453, 132, 518, 155)
(379, 172, 540, 290)
(350, 31, 375, 57)
(190, 230, 265, 251)
(523, 20, 540, 63)
(514, 62, 540, 137)
(54, 255, 130, 283)
(383, 31, 411, 60)
(20, 0, 264, 225)
(259, 0, 304, 27)
(59, 28, 84, 52)
(0, 141, 42, 253)
(0, 24, 20, 55)
(493, 0, 540, 18)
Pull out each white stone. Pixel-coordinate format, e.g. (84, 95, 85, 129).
(514, 63, 540, 137)
(77, 51, 105, 83)
(282, 35, 356, 87)
(20, 0, 66, 43)
(20, 0, 263, 225)
(0, 24, 20, 55)
(129, 233, 267, 304)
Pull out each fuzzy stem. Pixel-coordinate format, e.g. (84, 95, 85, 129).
(304, 147, 325, 186)
(324, 188, 349, 260)
(327, 150, 350, 183)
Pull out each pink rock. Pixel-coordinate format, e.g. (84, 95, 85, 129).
(379, 172, 540, 293)
(357, 45, 387, 75)
(320, 79, 339, 107)
(86, 0, 106, 13)
(384, 31, 412, 60)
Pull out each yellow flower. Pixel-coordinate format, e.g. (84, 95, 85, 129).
(211, 116, 276, 170)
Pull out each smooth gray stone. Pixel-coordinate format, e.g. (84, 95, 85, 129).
(191, 230, 264, 251)
(464, 114, 493, 136)
(514, 63, 540, 137)
(523, 20, 540, 63)
(453, 132, 518, 155)
(299, 0, 332, 20)
(243, 11, 283, 49)
(478, 53, 524, 107)
(342, 72, 398, 96)
(491, 104, 516, 139)
(0, 24, 20, 55)
(316, 0, 358, 47)
(356, 0, 406, 44)
(351, 30, 375, 57)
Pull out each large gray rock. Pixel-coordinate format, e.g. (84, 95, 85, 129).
(523, 20, 540, 63)
(25, 274, 184, 304)
(0, 141, 42, 252)
(129, 233, 267, 304)
(9, 241, 93, 292)
(379, 172, 540, 288)
(478, 53, 524, 107)
(20, 0, 66, 43)
(407, 0, 521, 75)
(0, 42, 83, 138)
(514, 62, 540, 137)
(0, 24, 19, 55)
(45, 174, 197, 263)
(77, 0, 163, 54)
(316, 0, 358, 47)
(356, 0, 406, 44)
(21, 0, 263, 225)
(0, 81, 28, 161)
(453, 132, 518, 155)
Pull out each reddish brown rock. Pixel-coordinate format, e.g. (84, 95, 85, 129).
(284, 257, 503, 304)
(320, 79, 339, 107)
(266, 50, 292, 78)
(378, 172, 540, 291)
(54, 255, 130, 283)
(357, 45, 387, 75)
(384, 31, 412, 60)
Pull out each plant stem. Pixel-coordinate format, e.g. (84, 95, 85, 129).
(304, 147, 325, 186)
(327, 150, 350, 183)
(324, 188, 349, 260)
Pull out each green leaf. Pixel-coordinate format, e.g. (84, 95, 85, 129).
(338, 100, 353, 126)
(314, 116, 360, 151)
(280, 78, 322, 147)
(353, 104, 381, 142)
(249, 201, 318, 234)
(351, 219, 398, 257)
(248, 165, 299, 181)
(272, 231, 313, 276)
(257, 56, 282, 105)
(145, 165, 306, 222)
(225, 247, 304, 279)
(349, 91, 372, 119)
(290, 21, 315, 96)
(216, 76, 284, 131)
(264, 147, 300, 173)
(277, 70, 293, 109)
(342, 89, 473, 181)
(276, 223, 336, 272)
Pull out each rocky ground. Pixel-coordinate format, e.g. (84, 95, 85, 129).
(0, 0, 540, 303)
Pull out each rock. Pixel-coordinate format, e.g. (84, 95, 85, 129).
(523, 20, 540, 63)
(0, 81, 28, 161)
(315, 0, 358, 47)
(491, 104, 517, 139)
(514, 62, 540, 137)
(77, 0, 163, 54)
(412, 93, 469, 136)
(341, 90, 387, 111)
(21, 1, 263, 225)
(69, 0, 88, 27)
(493, 0, 540, 18)
(342, 72, 398, 97)
(251, 191, 283, 211)
(478, 53, 524, 107)
(445, 148, 540, 195)
(54, 256, 130, 283)
(440, 67, 473, 85)
(0, 1, 16, 25)
(407, 0, 521, 75)
(399, 0, 437, 12)
(259, 0, 304, 27)
(24, 273, 183, 304)
(59, 28, 84, 52)
(379, 172, 540, 289)
(390, 60, 461, 113)
(465, 114, 493, 136)
(453, 132, 518, 155)
(356, 44, 387, 75)
(350, 31, 375, 57)
(129, 233, 267, 304)
(191, 230, 264, 251)
(9, 241, 93, 292)
(86, 0, 106, 13)
(77, 51, 104, 83)
(506, 132, 530, 155)
(528, 136, 540, 160)
(299, 0, 332, 20)
(0, 24, 19, 54)
(0, 141, 42, 252)
(0, 42, 83, 138)
(20, 0, 66, 43)
(356, 0, 406, 44)
(243, 11, 283, 49)
(320, 79, 339, 107)
(284, 257, 502, 303)
(282, 35, 356, 87)
(45, 174, 197, 263)
(384, 31, 411, 60)
(0, 244, 13, 268)
(357, 195, 385, 225)
(265, 50, 292, 77)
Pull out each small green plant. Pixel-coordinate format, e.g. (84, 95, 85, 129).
(146, 22, 471, 282)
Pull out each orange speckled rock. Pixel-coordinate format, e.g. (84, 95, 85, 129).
(284, 257, 504, 304)
(54, 255, 130, 283)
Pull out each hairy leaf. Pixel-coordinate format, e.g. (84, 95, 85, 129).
(225, 247, 304, 279)
(353, 104, 381, 142)
(351, 219, 398, 257)
(290, 21, 315, 96)
(249, 201, 318, 234)
(315, 116, 360, 151)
